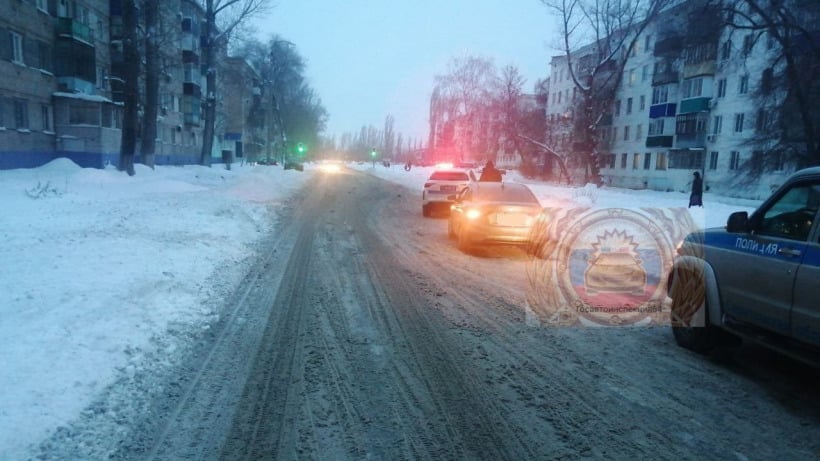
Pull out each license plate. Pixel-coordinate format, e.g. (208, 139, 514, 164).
(440, 185, 457, 192)
(494, 213, 529, 226)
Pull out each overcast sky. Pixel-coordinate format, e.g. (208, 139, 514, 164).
(250, 0, 559, 145)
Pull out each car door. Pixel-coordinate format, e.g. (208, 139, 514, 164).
(716, 181, 817, 335)
(790, 194, 820, 347)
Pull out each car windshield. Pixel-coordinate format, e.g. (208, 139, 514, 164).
(429, 171, 470, 181)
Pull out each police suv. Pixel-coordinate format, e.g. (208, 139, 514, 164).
(668, 167, 820, 365)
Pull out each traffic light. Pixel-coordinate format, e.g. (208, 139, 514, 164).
(370, 148, 377, 157)
(297, 143, 305, 155)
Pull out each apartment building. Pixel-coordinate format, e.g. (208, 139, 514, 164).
(545, 0, 818, 198)
(0, 0, 252, 170)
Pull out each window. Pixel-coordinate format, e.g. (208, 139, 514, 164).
(652, 86, 668, 104)
(656, 152, 668, 170)
(0, 98, 5, 127)
(69, 102, 101, 125)
(621, 153, 627, 168)
(644, 35, 651, 53)
(743, 34, 754, 55)
(642, 65, 649, 82)
(734, 113, 745, 132)
(14, 99, 28, 129)
(41, 105, 50, 131)
(649, 118, 665, 136)
(709, 151, 719, 170)
(615, 100, 621, 116)
(669, 151, 705, 169)
(635, 124, 642, 140)
(757, 183, 820, 241)
(730, 151, 741, 170)
(721, 40, 732, 60)
(623, 125, 630, 141)
(681, 78, 704, 99)
(644, 152, 652, 170)
(11, 32, 24, 64)
(633, 153, 641, 169)
(628, 68, 636, 86)
(34, 40, 50, 72)
(712, 115, 723, 134)
(761, 68, 773, 94)
(639, 95, 645, 110)
(757, 108, 772, 131)
(717, 78, 727, 98)
(626, 97, 633, 115)
(102, 104, 113, 128)
(37, 0, 48, 11)
(739, 75, 749, 94)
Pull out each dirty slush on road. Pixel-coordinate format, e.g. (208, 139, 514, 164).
(37, 169, 820, 460)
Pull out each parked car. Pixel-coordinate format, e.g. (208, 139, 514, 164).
(421, 168, 473, 217)
(448, 182, 543, 252)
(668, 167, 820, 366)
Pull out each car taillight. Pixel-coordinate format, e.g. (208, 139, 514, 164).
(424, 182, 433, 188)
(465, 208, 482, 220)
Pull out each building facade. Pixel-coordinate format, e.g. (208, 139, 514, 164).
(0, 0, 256, 170)
(545, 0, 819, 198)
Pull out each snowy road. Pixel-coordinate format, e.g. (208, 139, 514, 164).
(38, 167, 820, 460)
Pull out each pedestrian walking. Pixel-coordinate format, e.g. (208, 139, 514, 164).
(689, 171, 703, 208)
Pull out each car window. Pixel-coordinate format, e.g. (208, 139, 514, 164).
(476, 186, 538, 203)
(429, 171, 469, 181)
(757, 181, 820, 241)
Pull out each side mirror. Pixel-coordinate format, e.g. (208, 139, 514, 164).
(726, 211, 749, 233)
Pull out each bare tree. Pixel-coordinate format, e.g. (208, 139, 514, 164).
(199, 0, 271, 166)
(140, 0, 160, 169)
(432, 55, 498, 162)
(118, 0, 140, 176)
(712, 0, 820, 175)
(494, 65, 526, 162)
(540, 0, 670, 184)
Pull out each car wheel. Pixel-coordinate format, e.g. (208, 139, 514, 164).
(447, 219, 456, 239)
(670, 264, 716, 354)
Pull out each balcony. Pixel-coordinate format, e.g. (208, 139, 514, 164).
(183, 82, 201, 97)
(652, 70, 678, 86)
(56, 18, 94, 44)
(654, 35, 682, 57)
(678, 97, 710, 114)
(646, 136, 674, 148)
(683, 59, 716, 79)
(674, 132, 706, 149)
(649, 103, 676, 119)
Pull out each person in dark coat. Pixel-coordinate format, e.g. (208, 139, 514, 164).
(689, 171, 703, 208)
(479, 160, 503, 182)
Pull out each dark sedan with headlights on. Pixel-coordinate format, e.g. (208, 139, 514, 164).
(447, 182, 543, 252)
